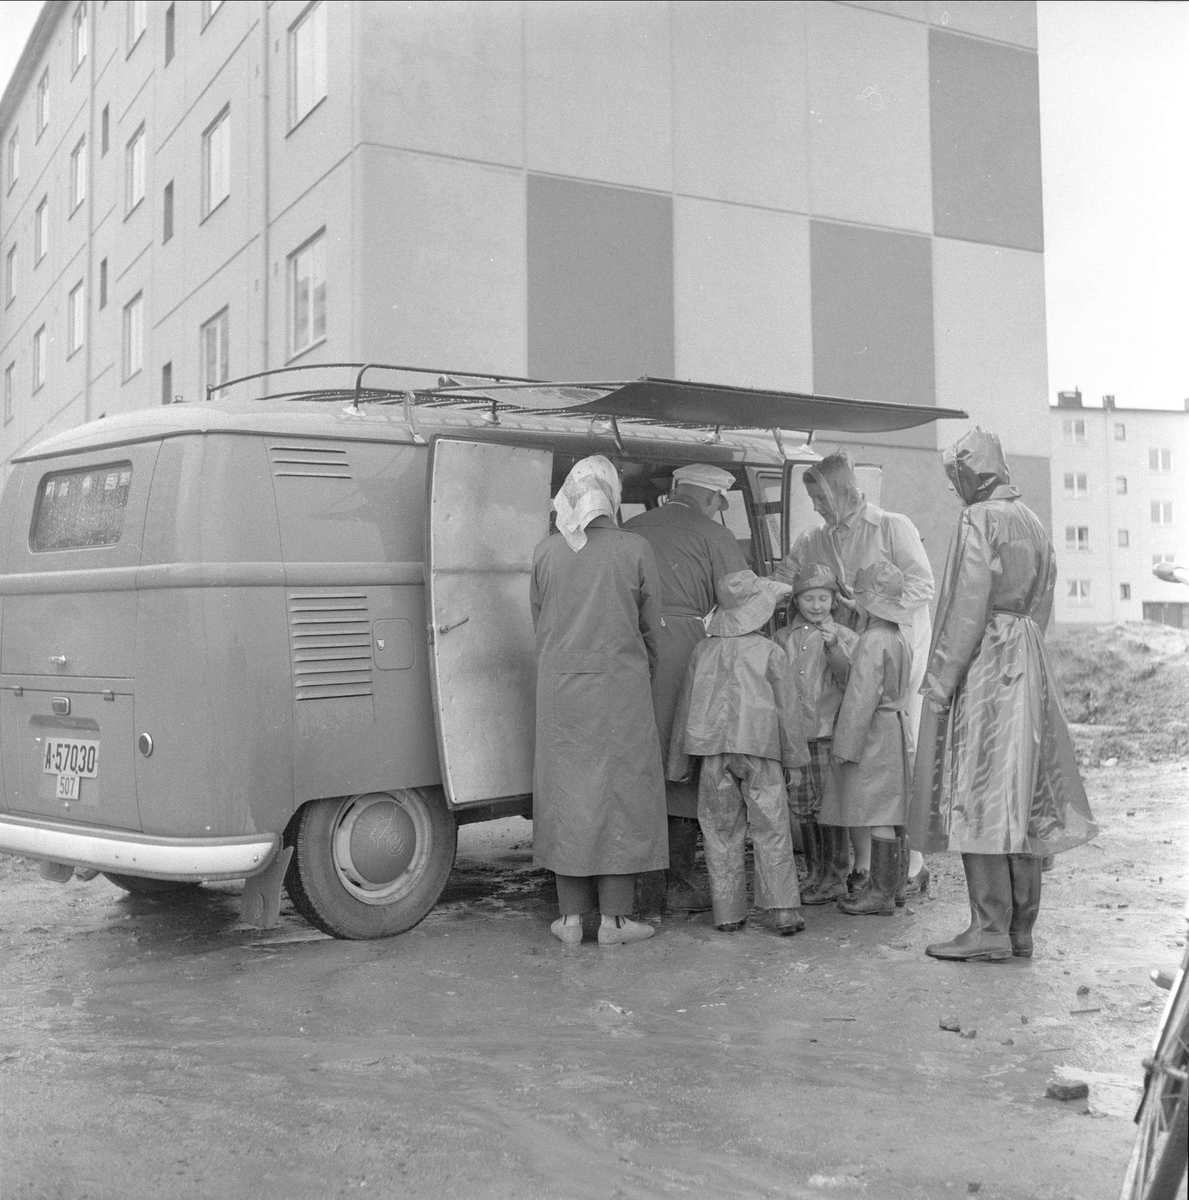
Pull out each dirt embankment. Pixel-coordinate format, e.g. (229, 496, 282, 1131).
(1049, 621, 1189, 765)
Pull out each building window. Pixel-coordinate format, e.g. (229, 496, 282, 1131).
(161, 360, 173, 405)
(289, 230, 326, 356)
(72, 3, 88, 70)
(1062, 472, 1088, 497)
(68, 281, 85, 355)
(1116, 476, 1128, 495)
(1151, 501, 1174, 525)
(126, 124, 146, 213)
(36, 70, 49, 136)
(165, 3, 176, 64)
(70, 137, 87, 211)
(1065, 526, 1090, 553)
(34, 197, 48, 263)
(290, 2, 328, 128)
(99, 258, 108, 309)
(128, 0, 147, 50)
(202, 307, 230, 399)
(1149, 447, 1172, 472)
(202, 107, 230, 217)
(123, 293, 144, 379)
(1114, 422, 1126, 441)
(3, 361, 12, 424)
(163, 180, 174, 242)
(1067, 579, 1091, 606)
(33, 325, 46, 392)
(1118, 528, 1130, 548)
(1153, 553, 1175, 567)
(5, 128, 16, 191)
(1120, 583, 1131, 601)
(101, 105, 109, 155)
(4, 244, 14, 306)
(1061, 418, 1086, 445)
(202, 0, 224, 26)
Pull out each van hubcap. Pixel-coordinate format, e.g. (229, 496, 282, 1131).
(331, 792, 431, 905)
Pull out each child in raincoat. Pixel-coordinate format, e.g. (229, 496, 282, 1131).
(773, 563, 857, 906)
(667, 570, 810, 935)
(824, 561, 913, 917)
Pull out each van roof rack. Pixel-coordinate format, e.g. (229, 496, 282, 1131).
(212, 362, 967, 439)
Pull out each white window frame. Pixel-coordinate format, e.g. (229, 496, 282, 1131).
(289, 2, 328, 129)
(68, 281, 85, 356)
(1114, 423, 1126, 441)
(1153, 554, 1175, 567)
(125, 124, 146, 214)
(1120, 583, 1131, 601)
(288, 229, 326, 357)
(201, 307, 230, 399)
(36, 70, 49, 137)
(32, 325, 46, 392)
(1151, 501, 1174, 526)
(5, 128, 17, 192)
(34, 197, 48, 263)
(1062, 472, 1088, 498)
(4, 244, 14, 306)
(72, 3, 88, 71)
(1064, 526, 1090, 553)
(1149, 447, 1172, 473)
(1117, 528, 1129, 548)
(1116, 476, 1128, 495)
(3, 361, 13, 424)
(128, 0, 147, 51)
(123, 292, 144, 380)
(1067, 579, 1091, 606)
(1061, 418, 1086, 445)
(70, 137, 87, 212)
(201, 107, 231, 218)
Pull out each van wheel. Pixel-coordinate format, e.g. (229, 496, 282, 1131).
(102, 873, 201, 896)
(284, 789, 457, 940)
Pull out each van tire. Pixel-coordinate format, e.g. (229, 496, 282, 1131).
(284, 789, 457, 940)
(102, 873, 201, 896)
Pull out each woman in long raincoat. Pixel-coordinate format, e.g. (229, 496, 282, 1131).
(531, 456, 668, 947)
(911, 428, 1098, 961)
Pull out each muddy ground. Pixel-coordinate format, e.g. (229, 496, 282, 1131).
(0, 762, 1186, 1200)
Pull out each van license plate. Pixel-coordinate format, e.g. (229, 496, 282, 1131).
(41, 734, 99, 782)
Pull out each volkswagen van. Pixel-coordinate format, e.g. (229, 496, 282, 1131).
(0, 366, 963, 938)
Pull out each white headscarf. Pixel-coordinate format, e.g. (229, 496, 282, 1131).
(553, 455, 621, 552)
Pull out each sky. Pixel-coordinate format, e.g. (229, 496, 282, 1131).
(1, 0, 1186, 411)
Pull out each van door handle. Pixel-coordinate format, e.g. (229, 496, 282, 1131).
(48, 655, 67, 667)
(436, 616, 470, 635)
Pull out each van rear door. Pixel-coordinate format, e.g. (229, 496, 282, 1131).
(0, 446, 159, 830)
(425, 438, 551, 807)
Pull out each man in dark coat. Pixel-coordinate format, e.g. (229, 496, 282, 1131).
(531, 456, 668, 947)
(624, 463, 749, 914)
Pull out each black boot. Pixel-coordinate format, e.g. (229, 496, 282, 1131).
(837, 835, 898, 915)
(665, 816, 711, 913)
(893, 831, 909, 908)
(798, 816, 823, 894)
(1007, 854, 1043, 957)
(925, 854, 1013, 961)
(802, 824, 849, 904)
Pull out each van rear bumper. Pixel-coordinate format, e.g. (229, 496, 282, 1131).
(0, 814, 279, 881)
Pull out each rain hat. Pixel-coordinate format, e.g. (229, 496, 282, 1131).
(706, 570, 793, 637)
(672, 463, 736, 497)
(852, 562, 910, 626)
(792, 562, 841, 596)
(942, 427, 1019, 506)
(552, 455, 621, 553)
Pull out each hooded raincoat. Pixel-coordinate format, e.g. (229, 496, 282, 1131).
(774, 453, 934, 748)
(908, 430, 1097, 856)
(531, 507, 669, 877)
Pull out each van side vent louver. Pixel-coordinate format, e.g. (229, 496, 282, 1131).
(288, 590, 373, 701)
(270, 444, 352, 479)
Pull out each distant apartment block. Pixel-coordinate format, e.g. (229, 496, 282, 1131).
(1050, 389, 1189, 626)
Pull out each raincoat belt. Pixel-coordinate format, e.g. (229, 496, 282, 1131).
(663, 607, 706, 620)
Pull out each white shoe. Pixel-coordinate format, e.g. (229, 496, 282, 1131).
(597, 917, 655, 946)
(551, 917, 583, 945)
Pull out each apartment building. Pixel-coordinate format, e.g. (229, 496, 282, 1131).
(1051, 390, 1189, 626)
(1, 0, 1051, 588)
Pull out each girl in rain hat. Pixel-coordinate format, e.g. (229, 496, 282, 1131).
(824, 561, 914, 916)
(774, 563, 858, 905)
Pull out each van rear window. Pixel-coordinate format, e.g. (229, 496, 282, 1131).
(31, 463, 134, 551)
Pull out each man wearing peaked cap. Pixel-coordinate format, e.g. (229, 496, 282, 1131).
(624, 463, 750, 916)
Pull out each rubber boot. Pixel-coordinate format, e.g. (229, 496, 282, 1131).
(801, 824, 850, 905)
(637, 870, 666, 922)
(665, 816, 711, 913)
(925, 854, 1013, 961)
(837, 835, 898, 915)
(1007, 854, 1043, 957)
(798, 816, 823, 895)
(893, 831, 909, 908)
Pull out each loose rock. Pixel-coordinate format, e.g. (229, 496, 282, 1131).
(940, 1016, 961, 1032)
(1046, 1079, 1090, 1101)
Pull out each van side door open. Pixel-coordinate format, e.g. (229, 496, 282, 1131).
(425, 439, 553, 808)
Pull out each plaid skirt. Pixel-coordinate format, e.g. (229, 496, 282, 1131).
(788, 737, 832, 819)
